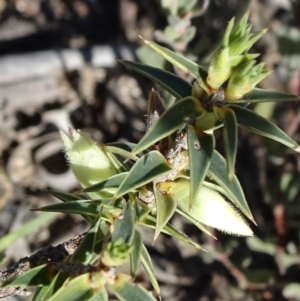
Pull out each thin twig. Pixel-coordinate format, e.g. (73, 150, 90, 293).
(0, 233, 85, 300)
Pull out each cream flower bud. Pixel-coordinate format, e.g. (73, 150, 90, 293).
(60, 128, 117, 187)
(158, 181, 253, 236)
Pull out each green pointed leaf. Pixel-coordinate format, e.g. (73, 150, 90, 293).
(49, 191, 83, 202)
(109, 273, 157, 301)
(0, 212, 58, 253)
(46, 273, 104, 301)
(130, 231, 143, 279)
(140, 215, 203, 250)
(33, 201, 100, 217)
(237, 88, 300, 103)
(118, 59, 192, 99)
(32, 271, 68, 301)
(187, 125, 215, 207)
(111, 201, 135, 244)
(153, 185, 177, 241)
(214, 106, 237, 181)
(229, 105, 300, 152)
(176, 208, 216, 239)
(105, 143, 140, 173)
(140, 243, 160, 297)
(106, 145, 139, 161)
(141, 38, 203, 78)
(50, 191, 94, 223)
(208, 150, 255, 223)
(104, 146, 128, 174)
(33, 287, 49, 301)
(114, 151, 172, 199)
(136, 200, 152, 221)
(89, 287, 108, 301)
(70, 216, 102, 264)
(107, 142, 137, 153)
(92, 222, 109, 254)
(130, 97, 205, 156)
(136, 44, 166, 68)
(82, 173, 128, 193)
(2, 265, 52, 287)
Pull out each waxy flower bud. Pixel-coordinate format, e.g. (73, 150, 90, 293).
(228, 13, 267, 56)
(60, 129, 117, 187)
(207, 46, 231, 91)
(206, 19, 234, 92)
(101, 239, 132, 267)
(229, 53, 260, 69)
(206, 14, 268, 94)
(157, 181, 253, 236)
(225, 60, 271, 102)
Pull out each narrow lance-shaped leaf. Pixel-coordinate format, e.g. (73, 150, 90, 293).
(32, 201, 100, 217)
(187, 125, 215, 208)
(2, 265, 53, 287)
(49, 191, 93, 222)
(109, 273, 157, 301)
(140, 243, 160, 298)
(118, 59, 192, 100)
(237, 88, 300, 103)
(208, 150, 256, 224)
(140, 37, 202, 78)
(111, 201, 135, 244)
(130, 97, 206, 156)
(81, 173, 127, 193)
(89, 287, 108, 301)
(140, 215, 204, 250)
(176, 207, 216, 239)
(214, 106, 238, 181)
(114, 151, 172, 199)
(70, 215, 102, 264)
(153, 185, 177, 241)
(32, 271, 68, 301)
(229, 105, 300, 153)
(135, 199, 152, 221)
(33, 286, 50, 301)
(49, 191, 83, 202)
(107, 141, 137, 154)
(46, 273, 105, 301)
(130, 231, 143, 279)
(92, 222, 109, 255)
(104, 145, 129, 174)
(34, 202, 121, 224)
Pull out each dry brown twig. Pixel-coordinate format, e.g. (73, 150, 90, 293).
(0, 233, 86, 300)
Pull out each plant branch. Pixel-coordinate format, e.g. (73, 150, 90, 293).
(0, 233, 85, 300)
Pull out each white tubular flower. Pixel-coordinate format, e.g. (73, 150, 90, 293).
(158, 181, 253, 236)
(60, 128, 117, 187)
